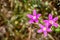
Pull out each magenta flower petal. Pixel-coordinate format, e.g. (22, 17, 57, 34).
(39, 24, 44, 29)
(49, 14, 53, 20)
(35, 19, 38, 23)
(53, 23, 59, 28)
(47, 28, 52, 32)
(44, 31, 47, 37)
(45, 23, 50, 27)
(44, 20, 50, 27)
(37, 14, 41, 18)
(37, 29, 42, 33)
(29, 20, 34, 24)
(43, 20, 49, 23)
(53, 17, 58, 22)
(33, 9, 36, 16)
(27, 14, 33, 18)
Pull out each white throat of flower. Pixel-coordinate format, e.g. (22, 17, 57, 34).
(33, 16, 36, 19)
(49, 20, 54, 24)
(43, 27, 46, 31)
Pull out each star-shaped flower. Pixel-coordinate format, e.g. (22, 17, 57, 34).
(27, 9, 41, 24)
(37, 24, 52, 37)
(44, 14, 59, 28)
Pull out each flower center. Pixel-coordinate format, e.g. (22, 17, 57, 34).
(43, 27, 46, 31)
(33, 16, 36, 19)
(49, 20, 53, 24)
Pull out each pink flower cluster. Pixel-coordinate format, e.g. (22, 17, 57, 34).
(27, 9, 59, 37)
